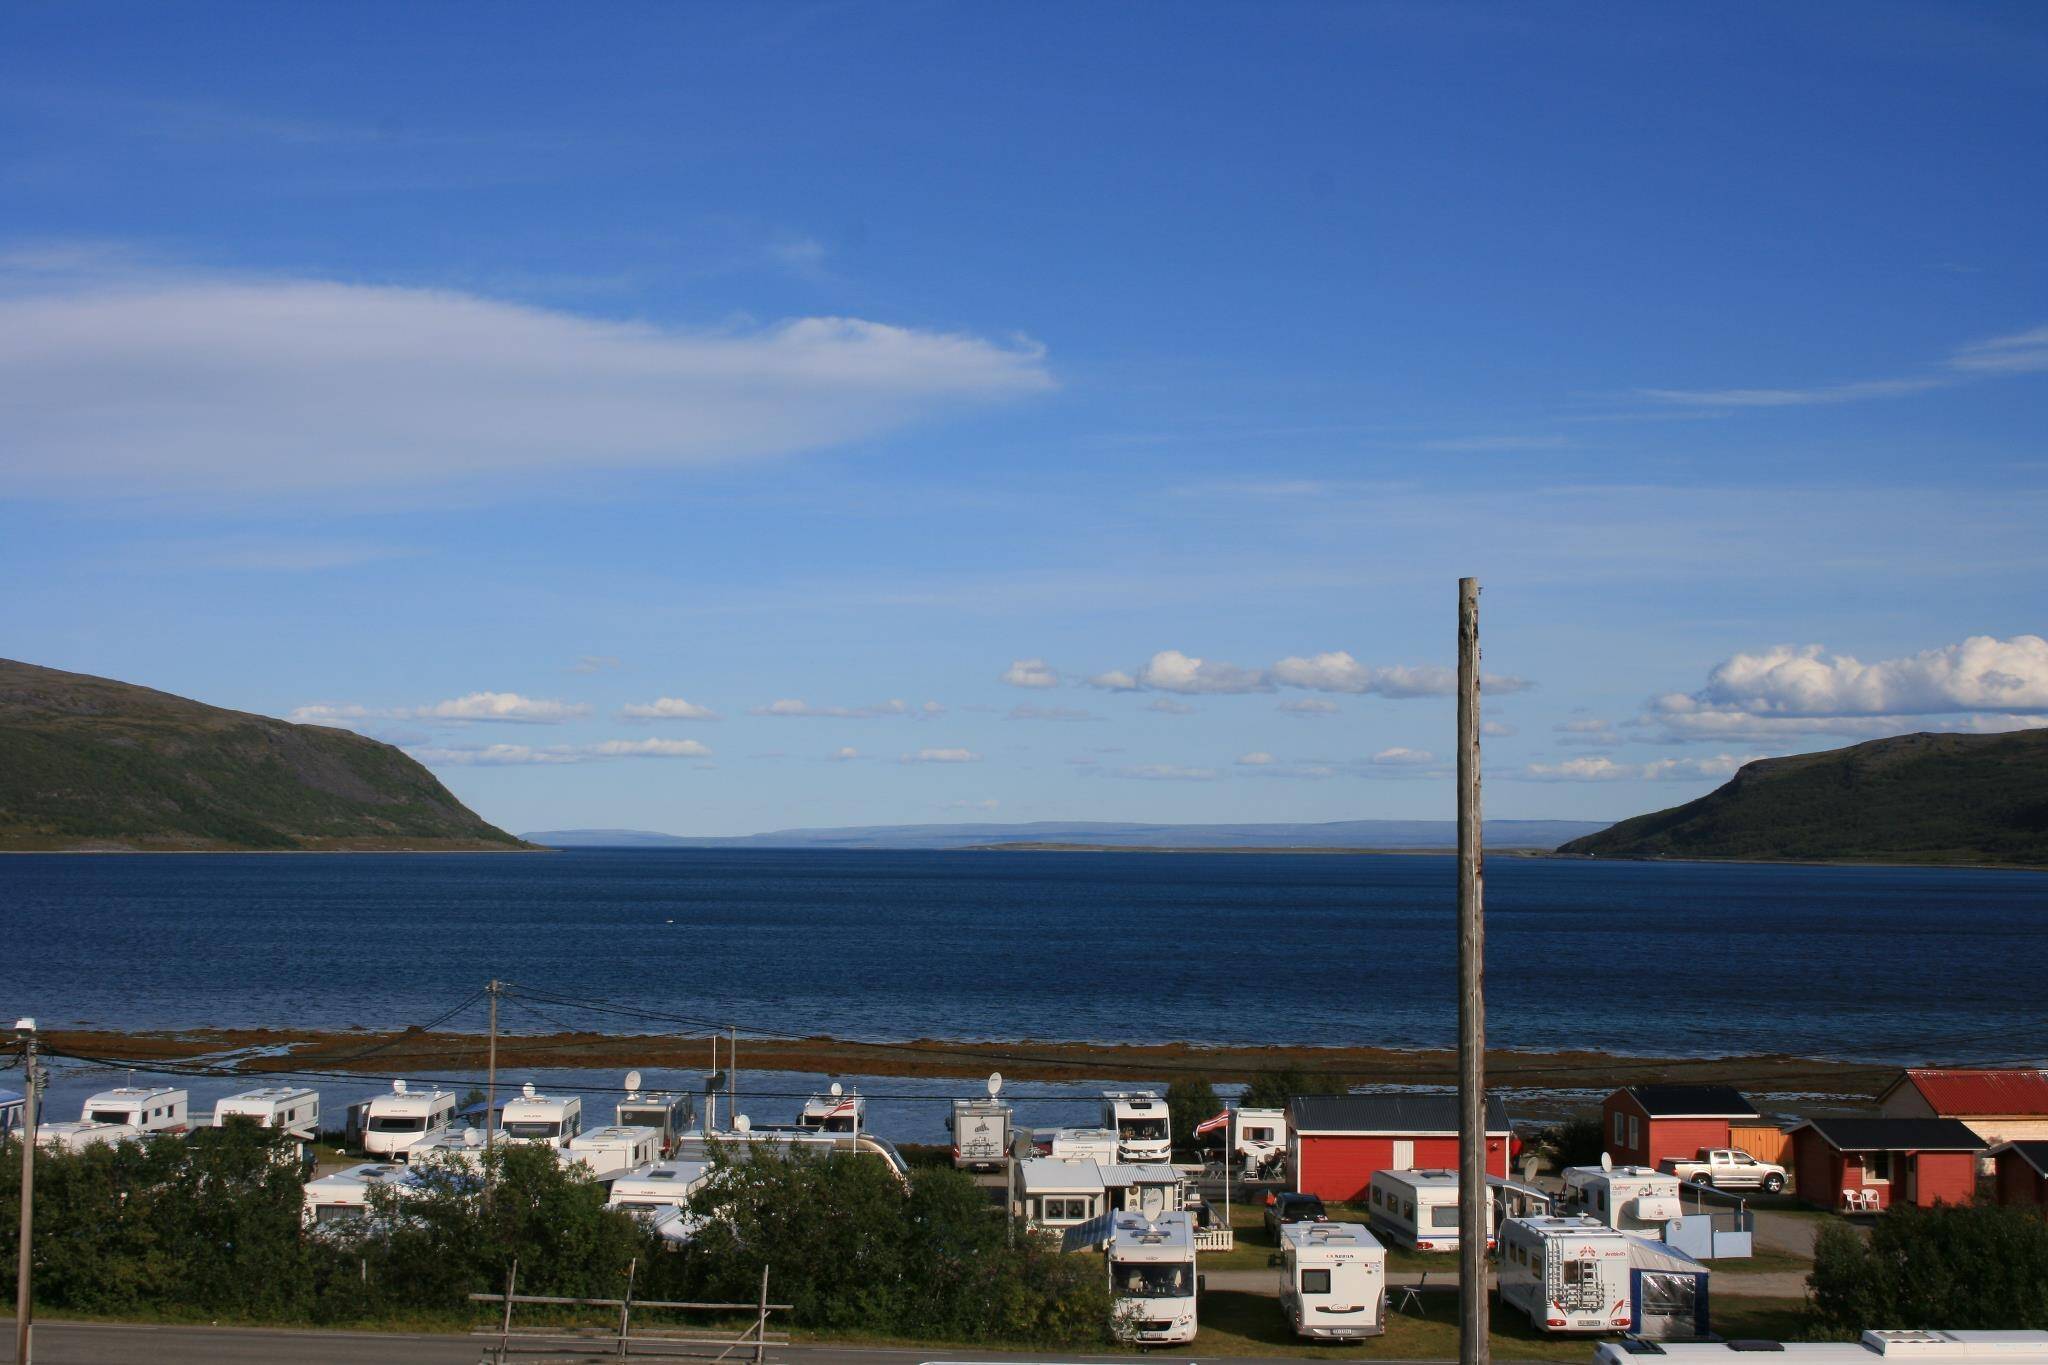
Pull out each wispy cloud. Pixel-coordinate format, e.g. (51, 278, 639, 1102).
(1000, 658, 1060, 689)
(1640, 321, 2048, 408)
(291, 691, 589, 726)
(750, 698, 936, 719)
(1088, 762, 1221, 782)
(620, 697, 720, 721)
(1088, 648, 1530, 698)
(408, 736, 710, 766)
(1512, 753, 1759, 783)
(570, 655, 622, 675)
(1006, 704, 1098, 722)
(901, 747, 981, 764)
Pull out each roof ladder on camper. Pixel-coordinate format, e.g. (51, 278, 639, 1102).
(1547, 1251, 1600, 1312)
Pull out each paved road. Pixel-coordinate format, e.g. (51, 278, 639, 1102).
(0, 1320, 1519, 1365)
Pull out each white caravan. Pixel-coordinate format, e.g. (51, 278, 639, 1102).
(1105, 1211, 1200, 1345)
(1016, 1157, 1108, 1229)
(949, 1098, 1013, 1169)
(566, 1125, 662, 1179)
(1233, 1107, 1289, 1176)
(1593, 1331, 2048, 1362)
(1279, 1220, 1388, 1340)
(678, 1119, 913, 1190)
(361, 1080, 458, 1160)
(1101, 1091, 1171, 1163)
(1498, 1215, 1711, 1339)
(797, 1083, 864, 1134)
(1368, 1168, 1496, 1252)
(1100, 1164, 1187, 1219)
(37, 1120, 143, 1152)
(301, 1162, 424, 1229)
(1044, 1127, 1120, 1165)
(84, 1086, 189, 1133)
(614, 1073, 693, 1155)
(214, 1086, 321, 1139)
(607, 1159, 711, 1215)
(499, 1083, 583, 1147)
(1562, 1163, 1685, 1234)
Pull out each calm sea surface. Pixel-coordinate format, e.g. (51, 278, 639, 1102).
(4, 848, 2046, 1066)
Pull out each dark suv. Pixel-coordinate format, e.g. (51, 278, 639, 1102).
(1263, 1192, 1328, 1239)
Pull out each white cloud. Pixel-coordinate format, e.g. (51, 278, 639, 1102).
(1554, 717, 1618, 745)
(408, 736, 710, 766)
(829, 746, 862, 761)
(620, 697, 719, 721)
(1482, 720, 1518, 737)
(1279, 698, 1340, 718)
(919, 700, 946, 718)
(1146, 698, 1198, 715)
(570, 655, 621, 674)
(1095, 763, 1221, 782)
(1640, 321, 2048, 409)
(290, 691, 588, 726)
(1514, 752, 1761, 782)
(1271, 651, 1533, 697)
(1371, 746, 1435, 766)
(585, 738, 711, 758)
(1517, 756, 1634, 782)
(751, 698, 912, 719)
(1639, 710, 2048, 744)
(1007, 704, 1098, 721)
(1000, 658, 1060, 689)
(901, 747, 981, 764)
(1087, 669, 1141, 691)
(1236, 751, 1275, 766)
(1652, 635, 2048, 718)
(1088, 650, 1267, 695)
(0, 265, 1053, 496)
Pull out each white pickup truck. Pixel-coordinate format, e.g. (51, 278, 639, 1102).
(1660, 1148, 1787, 1192)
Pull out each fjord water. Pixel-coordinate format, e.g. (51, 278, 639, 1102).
(3, 848, 2045, 1063)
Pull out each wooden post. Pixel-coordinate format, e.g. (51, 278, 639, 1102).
(498, 1259, 517, 1361)
(617, 1256, 637, 1358)
(1457, 577, 1488, 1365)
(15, 1021, 39, 1365)
(485, 979, 500, 1209)
(754, 1265, 769, 1365)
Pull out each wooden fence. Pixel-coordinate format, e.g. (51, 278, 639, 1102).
(471, 1259, 791, 1362)
(1730, 1123, 1794, 1167)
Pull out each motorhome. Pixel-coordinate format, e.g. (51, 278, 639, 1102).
(1103, 1211, 1200, 1345)
(499, 1083, 583, 1147)
(81, 1086, 189, 1134)
(614, 1073, 694, 1155)
(1100, 1164, 1187, 1219)
(1017, 1156, 1108, 1229)
(1043, 1127, 1120, 1164)
(678, 1118, 914, 1190)
(1102, 1091, 1171, 1163)
(214, 1086, 321, 1138)
(1279, 1219, 1387, 1340)
(948, 1098, 1013, 1169)
(361, 1081, 459, 1160)
(1367, 1168, 1496, 1251)
(567, 1125, 662, 1179)
(1233, 1106, 1289, 1177)
(797, 1083, 863, 1134)
(607, 1160, 711, 1215)
(1563, 1164, 1686, 1234)
(1591, 1330, 2048, 1361)
(300, 1162, 425, 1229)
(1498, 1215, 1710, 1339)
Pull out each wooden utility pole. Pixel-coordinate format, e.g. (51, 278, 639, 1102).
(485, 980, 501, 1145)
(15, 1017, 42, 1365)
(1456, 578, 1488, 1365)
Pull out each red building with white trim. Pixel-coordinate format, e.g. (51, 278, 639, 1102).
(1987, 1141, 2048, 1209)
(1787, 1117, 1982, 1213)
(1286, 1093, 1511, 1203)
(1601, 1084, 1761, 1168)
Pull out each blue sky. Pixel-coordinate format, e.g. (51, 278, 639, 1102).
(3, 1, 2045, 836)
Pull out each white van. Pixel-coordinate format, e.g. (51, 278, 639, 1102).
(607, 1160, 711, 1215)
(1279, 1220, 1387, 1339)
(361, 1081, 458, 1160)
(82, 1086, 189, 1134)
(214, 1086, 321, 1138)
(1044, 1126, 1120, 1164)
(797, 1084, 863, 1134)
(948, 1098, 1012, 1169)
(1499, 1215, 1712, 1338)
(566, 1125, 661, 1178)
(1105, 1211, 1199, 1345)
(614, 1076, 694, 1156)
(1233, 1106, 1289, 1176)
(1367, 1167, 1496, 1252)
(499, 1084, 582, 1147)
(1101, 1091, 1171, 1163)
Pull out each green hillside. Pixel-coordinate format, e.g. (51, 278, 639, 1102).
(1557, 729, 2048, 867)
(0, 658, 533, 852)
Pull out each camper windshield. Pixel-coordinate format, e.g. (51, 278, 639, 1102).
(368, 1116, 426, 1132)
(1118, 1119, 1167, 1141)
(1114, 1261, 1193, 1298)
(503, 1120, 562, 1139)
(88, 1109, 135, 1125)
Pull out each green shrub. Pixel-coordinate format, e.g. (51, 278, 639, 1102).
(1809, 1203, 2048, 1336)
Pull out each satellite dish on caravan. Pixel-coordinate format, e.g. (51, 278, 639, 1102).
(987, 1071, 1003, 1097)
(829, 1082, 843, 1097)
(465, 1128, 484, 1148)
(625, 1070, 643, 1096)
(522, 1082, 537, 1100)
(392, 1079, 408, 1094)
(733, 1114, 752, 1133)
(1601, 1152, 1613, 1172)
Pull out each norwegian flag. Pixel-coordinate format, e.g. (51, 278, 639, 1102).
(828, 1097, 858, 1117)
(1193, 1109, 1230, 1137)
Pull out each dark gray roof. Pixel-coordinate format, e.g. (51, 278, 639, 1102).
(1289, 1092, 1511, 1135)
(1622, 1084, 1760, 1119)
(1991, 1140, 2048, 1177)
(1794, 1117, 1984, 1152)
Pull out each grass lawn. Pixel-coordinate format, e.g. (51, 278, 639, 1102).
(1707, 1249, 1813, 1276)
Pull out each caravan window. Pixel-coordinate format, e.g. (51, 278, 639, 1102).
(1300, 1269, 1332, 1295)
(1042, 1197, 1089, 1222)
(369, 1116, 426, 1132)
(1246, 1126, 1275, 1143)
(503, 1121, 562, 1140)
(90, 1109, 133, 1125)
(1370, 1188, 1383, 1207)
(1403, 1201, 1415, 1220)
(1430, 1205, 1459, 1229)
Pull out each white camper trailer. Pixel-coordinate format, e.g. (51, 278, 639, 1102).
(1592, 1330, 2048, 1362)
(614, 1073, 693, 1155)
(566, 1125, 662, 1179)
(362, 1081, 458, 1160)
(82, 1086, 189, 1134)
(1044, 1127, 1120, 1165)
(1279, 1220, 1388, 1339)
(1562, 1164, 1686, 1234)
(1106, 1211, 1200, 1345)
(214, 1086, 321, 1138)
(1101, 1091, 1171, 1163)
(607, 1159, 711, 1215)
(949, 1098, 1013, 1169)
(1368, 1168, 1497, 1252)
(301, 1162, 425, 1229)
(1498, 1215, 1711, 1339)
(37, 1120, 143, 1152)
(797, 1083, 864, 1134)
(500, 1083, 583, 1147)
(1017, 1157, 1109, 1229)
(1234, 1107, 1289, 1177)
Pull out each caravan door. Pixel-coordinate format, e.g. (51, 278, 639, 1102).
(1392, 1140, 1415, 1170)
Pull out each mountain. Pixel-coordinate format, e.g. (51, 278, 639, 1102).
(1557, 730, 2048, 867)
(523, 818, 1608, 851)
(0, 659, 532, 852)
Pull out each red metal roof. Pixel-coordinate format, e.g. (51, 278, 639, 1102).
(1894, 1069, 2048, 1117)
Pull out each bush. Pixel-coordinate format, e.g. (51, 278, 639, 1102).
(1534, 1115, 1605, 1172)
(1164, 1078, 1220, 1159)
(1809, 1203, 2048, 1336)
(1238, 1068, 1346, 1111)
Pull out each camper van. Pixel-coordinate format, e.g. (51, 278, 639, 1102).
(1498, 1215, 1710, 1339)
(1043, 1127, 1120, 1164)
(214, 1086, 321, 1138)
(361, 1081, 459, 1160)
(607, 1160, 711, 1214)
(1101, 1091, 1171, 1163)
(566, 1125, 662, 1179)
(82, 1086, 189, 1133)
(948, 1097, 1013, 1169)
(1279, 1220, 1388, 1339)
(1106, 1211, 1200, 1345)
(797, 1084, 863, 1134)
(1562, 1164, 1685, 1234)
(301, 1162, 425, 1229)
(1591, 1330, 2048, 1361)
(499, 1084, 583, 1147)
(1368, 1168, 1496, 1252)
(614, 1074, 693, 1155)
(1233, 1107, 1289, 1177)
